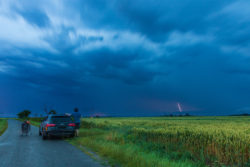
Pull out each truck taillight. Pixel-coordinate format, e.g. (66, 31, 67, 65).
(68, 123, 75, 126)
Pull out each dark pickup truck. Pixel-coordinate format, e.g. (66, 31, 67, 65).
(39, 114, 76, 140)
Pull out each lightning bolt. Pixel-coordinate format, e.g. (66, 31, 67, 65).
(177, 103, 182, 112)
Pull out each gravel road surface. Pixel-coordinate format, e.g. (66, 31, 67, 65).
(0, 120, 104, 167)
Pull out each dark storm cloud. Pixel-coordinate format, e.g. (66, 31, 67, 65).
(69, 0, 235, 41)
(0, 0, 250, 116)
(18, 9, 50, 28)
(81, 47, 158, 84)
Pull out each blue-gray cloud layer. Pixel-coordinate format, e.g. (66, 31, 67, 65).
(0, 0, 250, 116)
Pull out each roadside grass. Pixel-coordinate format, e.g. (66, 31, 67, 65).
(0, 119, 8, 136)
(68, 128, 196, 167)
(28, 118, 41, 127)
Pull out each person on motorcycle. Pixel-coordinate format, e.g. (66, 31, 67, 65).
(21, 120, 31, 135)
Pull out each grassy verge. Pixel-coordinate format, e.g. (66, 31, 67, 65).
(28, 118, 41, 127)
(0, 119, 8, 136)
(68, 128, 196, 167)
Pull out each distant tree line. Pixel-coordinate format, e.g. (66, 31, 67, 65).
(229, 113, 250, 116)
(161, 113, 192, 117)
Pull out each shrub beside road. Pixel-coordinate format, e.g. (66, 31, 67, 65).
(0, 119, 8, 136)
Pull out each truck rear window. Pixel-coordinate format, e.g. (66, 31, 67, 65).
(51, 116, 72, 123)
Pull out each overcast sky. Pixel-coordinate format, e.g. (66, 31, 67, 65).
(1, 0, 250, 116)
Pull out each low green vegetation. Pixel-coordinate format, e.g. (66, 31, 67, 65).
(0, 119, 8, 136)
(30, 116, 250, 167)
(28, 117, 42, 127)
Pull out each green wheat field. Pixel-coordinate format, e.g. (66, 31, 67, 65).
(70, 116, 250, 167)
